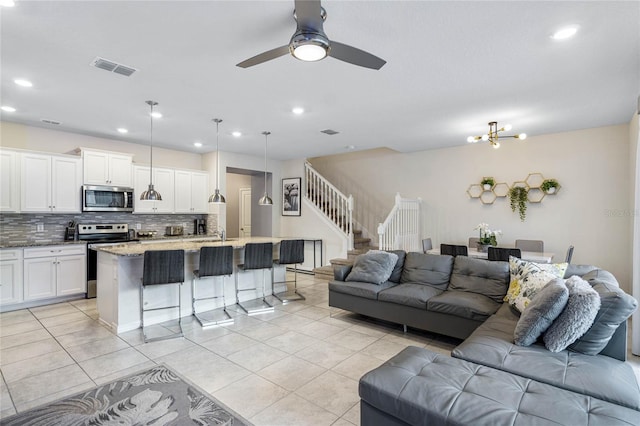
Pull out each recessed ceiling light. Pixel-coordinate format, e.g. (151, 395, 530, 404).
(117, 128, 128, 134)
(345, 145, 356, 150)
(14, 79, 33, 87)
(1, 106, 16, 112)
(150, 111, 162, 118)
(551, 26, 578, 40)
(0, 0, 16, 7)
(194, 142, 202, 148)
(232, 131, 242, 137)
(292, 107, 304, 115)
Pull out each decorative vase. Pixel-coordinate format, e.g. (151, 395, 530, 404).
(477, 243, 491, 253)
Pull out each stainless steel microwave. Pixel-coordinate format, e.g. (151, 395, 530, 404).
(82, 185, 134, 212)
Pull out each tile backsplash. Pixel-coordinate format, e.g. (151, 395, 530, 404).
(0, 212, 219, 245)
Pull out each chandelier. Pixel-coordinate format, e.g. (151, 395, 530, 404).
(467, 121, 527, 149)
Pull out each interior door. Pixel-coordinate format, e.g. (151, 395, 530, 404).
(239, 187, 251, 238)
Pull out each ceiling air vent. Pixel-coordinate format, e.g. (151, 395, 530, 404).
(41, 119, 61, 125)
(90, 57, 137, 77)
(321, 129, 339, 135)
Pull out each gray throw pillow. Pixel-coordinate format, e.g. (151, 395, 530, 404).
(543, 276, 601, 353)
(514, 278, 568, 346)
(346, 250, 399, 285)
(386, 250, 406, 283)
(569, 273, 638, 355)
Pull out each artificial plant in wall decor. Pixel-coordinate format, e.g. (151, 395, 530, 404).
(507, 173, 561, 221)
(509, 185, 529, 221)
(467, 177, 509, 205)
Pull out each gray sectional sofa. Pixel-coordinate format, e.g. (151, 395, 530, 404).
(328, 251, 640, 425)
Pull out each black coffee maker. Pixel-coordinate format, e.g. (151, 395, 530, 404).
(194, 219, 206, 235)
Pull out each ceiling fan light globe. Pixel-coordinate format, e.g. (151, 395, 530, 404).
(292, 43, 327, 61)
(290, 32, 329, 61)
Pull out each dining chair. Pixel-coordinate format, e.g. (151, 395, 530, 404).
(515, 239, 544, 253)
(192, 245, 234, 327)
(140, 249, 185, 343)
(235, 242, 275, 314)
(488, 247, 521, 262)
(272, 239, 306, 302)
(468, 237, 480, 249)
(422, 238, 433, 253)
(440, 244, 468, 257)
(565, 245, 574, 263)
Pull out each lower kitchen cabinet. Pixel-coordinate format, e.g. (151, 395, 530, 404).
(23, 245, 86, 301)
(0, 249, 23, 305)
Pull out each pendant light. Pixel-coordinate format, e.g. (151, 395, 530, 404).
(140, 100, 162, 201)
(208, 118, 226, 203)
(258, 131, 273, 206)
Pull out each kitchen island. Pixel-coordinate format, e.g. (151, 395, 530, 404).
(93, 237, 288, 333)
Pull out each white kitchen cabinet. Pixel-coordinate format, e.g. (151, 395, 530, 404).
(0, 249, 23, 305)
(21, 153, 82, 213)
(0, 150, 20, 212)
(82, 149, 133, 187)
(133, 165, 174, 213)
(174, 170, 209, 213)
(23, 245, 86, 301)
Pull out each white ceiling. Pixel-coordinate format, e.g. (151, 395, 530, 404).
(1, 1, 638, 160)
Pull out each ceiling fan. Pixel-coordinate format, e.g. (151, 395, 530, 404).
(236, 0, 386, 70)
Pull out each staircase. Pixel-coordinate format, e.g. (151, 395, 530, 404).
(313, 229, 375, 279)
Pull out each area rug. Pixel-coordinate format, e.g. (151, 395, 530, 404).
(2, 364, 252, 425)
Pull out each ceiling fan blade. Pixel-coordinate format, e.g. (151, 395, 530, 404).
(294, 0, 323, 31)
(329, 41, 386, 70)
(236, 45, 290, 68)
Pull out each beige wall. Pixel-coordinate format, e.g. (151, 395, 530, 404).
(309, 124, 633, 292)
(225, 173, 252, 238)
(0, 121, 203, 170)
(629, 112, 640, 355)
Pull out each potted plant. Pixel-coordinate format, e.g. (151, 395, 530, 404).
(474, 223, 501, 252)
(481, 177, 495, 191)
(540, 178, 559, 194)
(509, 186, 528, 221)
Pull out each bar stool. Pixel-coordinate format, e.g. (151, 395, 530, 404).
(235, 242, 274, 314)
(192, 245, 234, 327)
(140, 249, 185, 343)
(272, 239, 305, 303)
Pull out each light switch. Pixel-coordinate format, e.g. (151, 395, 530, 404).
(36, 224, 44, 232)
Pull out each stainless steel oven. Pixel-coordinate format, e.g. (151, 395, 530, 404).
(78, 223, 135, 298)
(82, 185, 134, 212)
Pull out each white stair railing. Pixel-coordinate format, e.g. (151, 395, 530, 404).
(304, 162, 354, 250)
(377, 193, 422, 252)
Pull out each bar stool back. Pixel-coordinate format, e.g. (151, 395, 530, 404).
(487, 247, 521, 261)
(272, 239, 305, 302)
(235, 242, 274, 314)
(192, 245, 234, 327)
(141, 249, 185, 343)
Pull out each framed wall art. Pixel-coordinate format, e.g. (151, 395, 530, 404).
(282, 177, 301, 216)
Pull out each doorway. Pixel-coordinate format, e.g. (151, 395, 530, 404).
(239, 187, 251, 237)
(225, 167, 272, 237)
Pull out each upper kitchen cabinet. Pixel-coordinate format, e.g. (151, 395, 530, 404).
(81, 148, 132, 187)
(174, 170, 209, 214)
(0, 150, 20, 212)
(21, 152, 82, 213)
(133, 165, 174, 213)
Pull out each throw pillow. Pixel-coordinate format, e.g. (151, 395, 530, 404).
(505, 257, 568, 312)
(514, 278, 569, 346)
(568, 272, 638, 355)
(543, 275, 601, 353)
(386, 250, 406, 283)
(345, 250, 399, 285)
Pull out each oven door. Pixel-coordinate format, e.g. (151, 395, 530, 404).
(82, 185, 134, 212)
(85, 239, 132, 298)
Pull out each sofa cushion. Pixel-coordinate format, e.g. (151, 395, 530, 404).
(452, 304, 640, 410)
(427, 290, 501, 321)
(514, 278, 568, 346)
(448, 256, 509, 303)
(400, 252, 453, 289)
(505, 257, 568, 312)
(328, 280, 397, 300)
(378, 283, 443, 309)
(360, 346, 640, 426)
(569, 270, 638, 355)
(386, 250, 406, 283)
(346, 250, 399, 285)
(543, 275, 601, 352)
(564, 264, 598, 279)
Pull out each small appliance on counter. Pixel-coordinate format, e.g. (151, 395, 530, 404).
(64, 221, 77, 241)
(165, 226, 183, 236)
(137, 230, 157, 238)
(194, 219, 206, 235)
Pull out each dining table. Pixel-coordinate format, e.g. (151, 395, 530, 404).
(427, 247, 555, 263)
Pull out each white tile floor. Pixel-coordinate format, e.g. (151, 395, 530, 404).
(1, 272, 640, 425)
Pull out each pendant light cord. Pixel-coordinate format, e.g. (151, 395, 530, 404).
(263, 131, 270, 195)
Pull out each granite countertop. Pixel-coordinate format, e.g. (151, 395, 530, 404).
(93, 237, 284, 257)
(0, 240, 88, 249)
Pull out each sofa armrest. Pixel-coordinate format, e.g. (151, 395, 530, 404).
(334, 265, 353, 281)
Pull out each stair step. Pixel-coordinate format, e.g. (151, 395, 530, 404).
(330, 258, 353, 266)
(313, 265, 334, 279)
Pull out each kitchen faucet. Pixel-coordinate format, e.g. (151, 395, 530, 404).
(214, 226, 226, 242)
